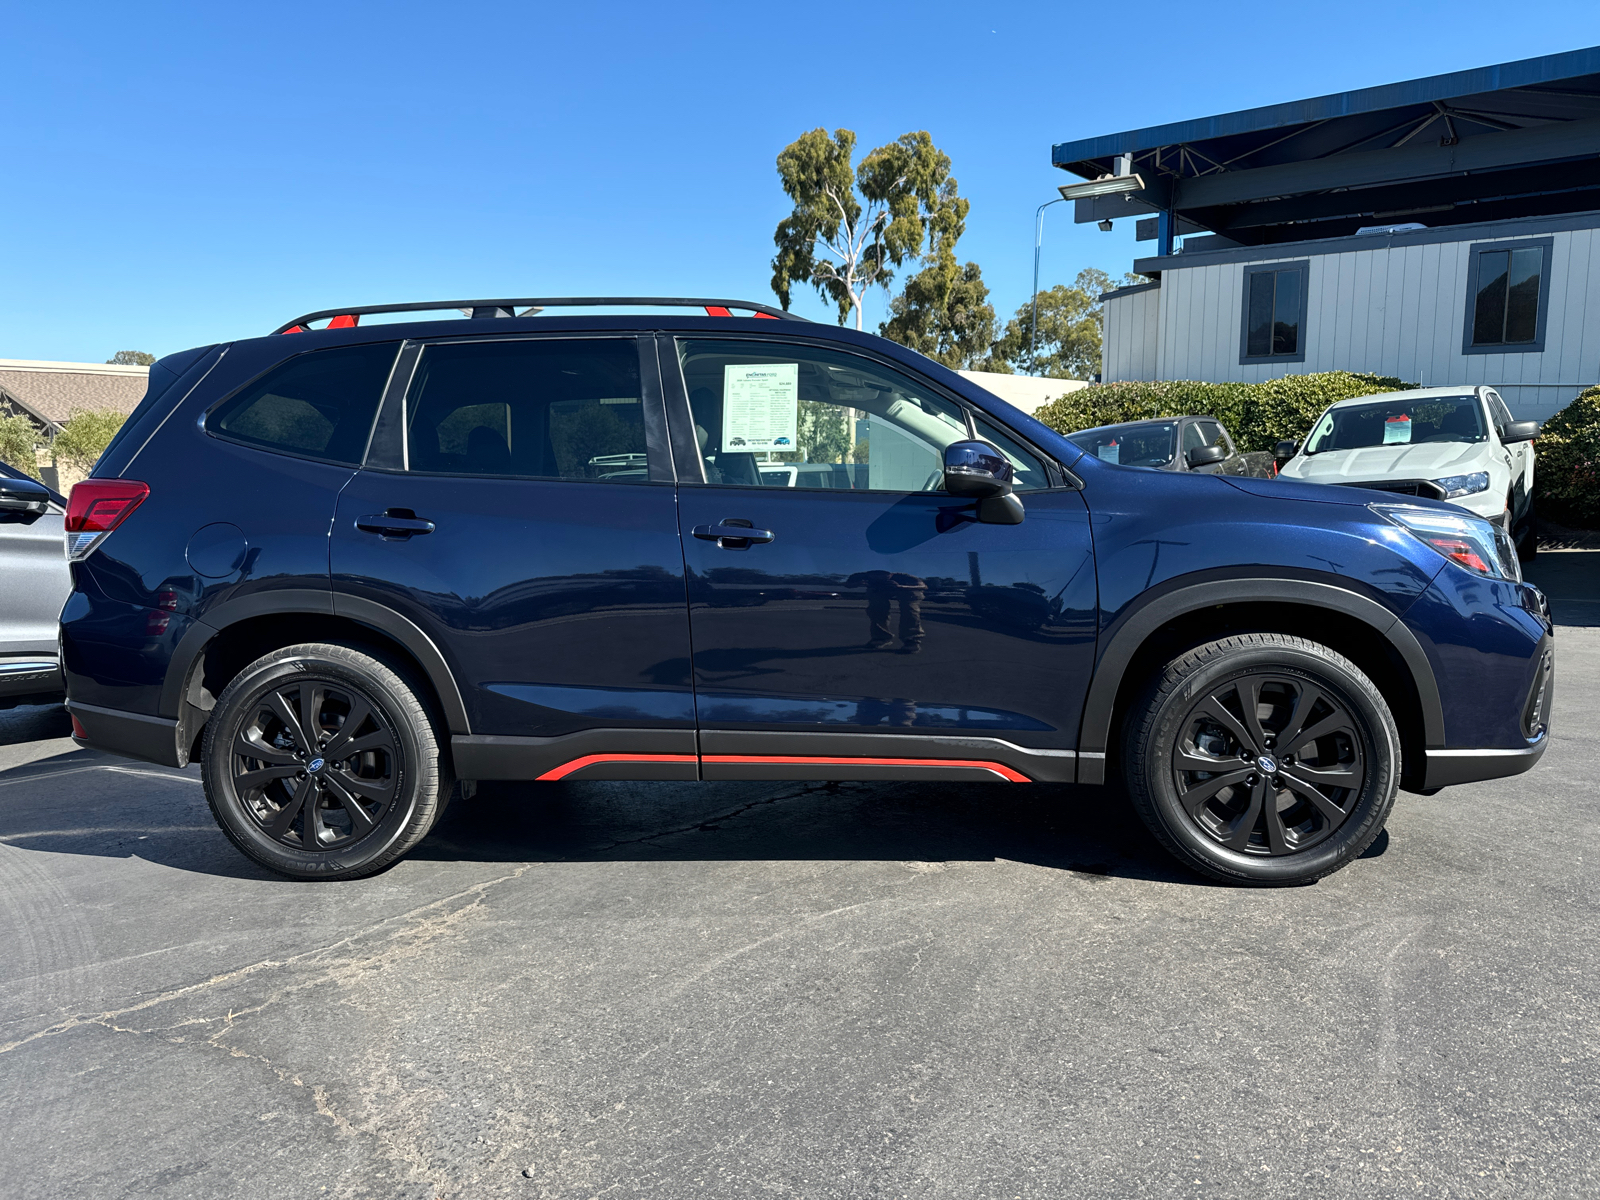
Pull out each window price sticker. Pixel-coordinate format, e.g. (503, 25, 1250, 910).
(1383, 413, 1412, 444)
(722, 363, 799, 451)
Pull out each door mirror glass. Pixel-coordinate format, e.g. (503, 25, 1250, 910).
(1185, 444, 1228, 469)
(943, 440, 1013, 498)
(1274, 439, 1299, 462)
(1501, 420, 1540, 444)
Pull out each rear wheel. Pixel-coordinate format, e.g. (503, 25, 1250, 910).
(1122, 634, 1398, 885)
(201, 642, 451, 881)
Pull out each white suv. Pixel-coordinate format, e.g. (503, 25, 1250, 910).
(1277, 386, 1539, 557)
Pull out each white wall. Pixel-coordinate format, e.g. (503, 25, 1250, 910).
(1102, 286, 1160, 382)
(1137, 222, 1600, 420)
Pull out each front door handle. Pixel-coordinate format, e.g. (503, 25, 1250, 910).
(692, 519, 774, 550)
(356, 510, 436, 539)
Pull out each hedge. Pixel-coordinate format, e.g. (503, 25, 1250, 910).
(0, 413, 41, 479)
(1533, 385, 1600, 528)
(1031, 371, 1415, 454)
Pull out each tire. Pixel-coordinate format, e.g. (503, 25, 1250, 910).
(201, 642, 452, 881)
(1122, 634, 1399, 886)
(1516, 495, 1538, 562)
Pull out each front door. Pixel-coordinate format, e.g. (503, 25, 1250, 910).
(664, 334, 1097, 783)
(330, 334, 697, 780)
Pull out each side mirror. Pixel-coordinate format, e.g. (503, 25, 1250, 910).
(0, 476, 52, 515)
(942, 441, 1023, 525)
(1274, 440, 1299, 463)
(1185, 444, 1228, 469)
(1501, 420, 1540, 444)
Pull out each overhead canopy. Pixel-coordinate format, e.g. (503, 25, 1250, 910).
(1053, 46, 1600, 245)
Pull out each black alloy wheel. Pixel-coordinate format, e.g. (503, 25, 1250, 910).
(231, 680, 400, 852)
(1123, 634, 1398, 885)
(1171, 673, 1364, 857)
(202, 643, 451, 881)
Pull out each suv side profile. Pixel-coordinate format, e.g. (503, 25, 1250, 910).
(61, 299, 1554, 885)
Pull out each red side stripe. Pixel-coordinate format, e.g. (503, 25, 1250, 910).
(702, 755, 1031, 782)
(536, 754, 697, 781)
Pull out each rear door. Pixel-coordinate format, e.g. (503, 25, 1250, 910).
(0, 482, 68, 674)
(662, 333, 1096, 783)
(330, 334, 696, 781)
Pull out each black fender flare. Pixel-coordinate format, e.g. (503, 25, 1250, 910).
(1075, 578, 1444, 784)
(162, 588, 471, 734)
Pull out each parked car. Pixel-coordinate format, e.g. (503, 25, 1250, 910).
(1065, 415, 1255, 475)
(1275, 386, 1539, 557)
(0, 460, 70, 709)
(60, 298, 1553, 887)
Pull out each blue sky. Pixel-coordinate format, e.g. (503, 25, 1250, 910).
(2, 2, 1596, 363)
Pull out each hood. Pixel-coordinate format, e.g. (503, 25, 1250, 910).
(1219, 474, 1377, 506)
(1282, 440, 1486, 482)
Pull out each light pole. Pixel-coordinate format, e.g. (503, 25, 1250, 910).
(1029, 197, 1066, 376)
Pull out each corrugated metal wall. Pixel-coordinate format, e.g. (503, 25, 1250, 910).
(1111, 225, 1600, 419)
(1102, 286, 1160, 382)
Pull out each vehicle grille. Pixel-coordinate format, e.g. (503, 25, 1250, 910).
(1521, 648, 1555, 740)
(1340, 479, 1448, 500)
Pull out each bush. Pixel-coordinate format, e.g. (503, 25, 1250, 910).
(52, 408, 128, 473)
(1032, 371, 1415, 453)
(1533, 386, 1600, 528)
(0, 413, 42, 478)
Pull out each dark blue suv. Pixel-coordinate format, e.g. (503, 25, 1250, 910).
(60, 298, 1554, 885)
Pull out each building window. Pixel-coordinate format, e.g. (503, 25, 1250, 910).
(1239, 260, 1309, 364)
(1464, 238, 1552, 354)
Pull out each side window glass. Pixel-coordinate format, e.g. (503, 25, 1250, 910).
(1487, 392, 1514, 431)
(1180, 423, 1207, 455)
(404, 339, 647, 481)
(207, 343, 399, 465)
(971, 416, 1050, 492)
(677, 340, 969, 493)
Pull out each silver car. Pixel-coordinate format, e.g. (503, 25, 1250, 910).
(0, 461, 70, 708)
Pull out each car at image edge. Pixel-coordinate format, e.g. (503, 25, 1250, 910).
(57, 297, 1555, 887)
(0, 460, 70, 709)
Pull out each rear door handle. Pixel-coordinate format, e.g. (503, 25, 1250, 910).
(692, 520, 774, 550)
(356, 511, 436, 539)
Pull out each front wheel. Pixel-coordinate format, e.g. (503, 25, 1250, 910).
(201, 642, 451, 881)
(1122, 634, 1399, 885)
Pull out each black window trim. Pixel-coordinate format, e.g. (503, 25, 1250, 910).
(655, 330, 1076, 493)
(359, 331, 674, 486)
(1461, 237, 1554, 356)
(1238, 259, 1310, 365)
(202, 340, 404, 470)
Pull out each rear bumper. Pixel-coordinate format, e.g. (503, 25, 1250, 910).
(1421, 738, 1548, 789)
(0, 659, 65, 709)
(66, 699, 182, 767)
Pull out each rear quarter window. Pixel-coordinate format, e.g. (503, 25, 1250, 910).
(206, 343, 399, 465)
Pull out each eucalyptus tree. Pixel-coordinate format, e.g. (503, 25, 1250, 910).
(771, 128, 965, 329)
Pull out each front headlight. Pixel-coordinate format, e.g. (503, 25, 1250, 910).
(1372, 504, 1521, 582)
(1432, 471, 1491, 499)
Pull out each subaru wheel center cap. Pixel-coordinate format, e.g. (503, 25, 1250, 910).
(308, 757, 325, 773)
(1257, 755, 1278, 774)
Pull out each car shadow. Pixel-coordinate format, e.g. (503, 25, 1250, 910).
(0, 703, 71, 747)
(0, 748, 1207, 885)
(409, 777, 1209, 886)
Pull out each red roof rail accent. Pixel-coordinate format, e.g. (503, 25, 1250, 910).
(754, 311, 779, 319)
(280, 325, 307, 335)
(704, 306, 733, 317)
(325, 314, 360, 329)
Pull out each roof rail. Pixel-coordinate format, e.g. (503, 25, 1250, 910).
(273, 297, 807, 335)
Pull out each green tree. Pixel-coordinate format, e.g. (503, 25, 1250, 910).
(53, 409, 128, 473)
(0, 413, 42, 477)
(994, 269, 1146, 379)
(106, 351, 156, 366)
(880, 258, 1001, 370)
(772, 128, 964, 329)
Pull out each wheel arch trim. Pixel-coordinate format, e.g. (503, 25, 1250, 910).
(1077, 578, 1444, 782)
(162, 589, 471, 735)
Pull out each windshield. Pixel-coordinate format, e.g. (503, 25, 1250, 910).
(1305, 396, 1485, 454)
(1067, 422, 1177, 468)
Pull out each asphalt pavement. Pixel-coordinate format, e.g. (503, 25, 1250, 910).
(2, 570, 1596, 1199)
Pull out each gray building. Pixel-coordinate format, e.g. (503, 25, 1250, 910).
(1057, 47, 1600, 420)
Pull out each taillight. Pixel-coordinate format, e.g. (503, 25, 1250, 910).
(65, 479, 149, 561)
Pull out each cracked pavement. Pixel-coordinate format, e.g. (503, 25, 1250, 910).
(2, 631, 1598, 1199)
